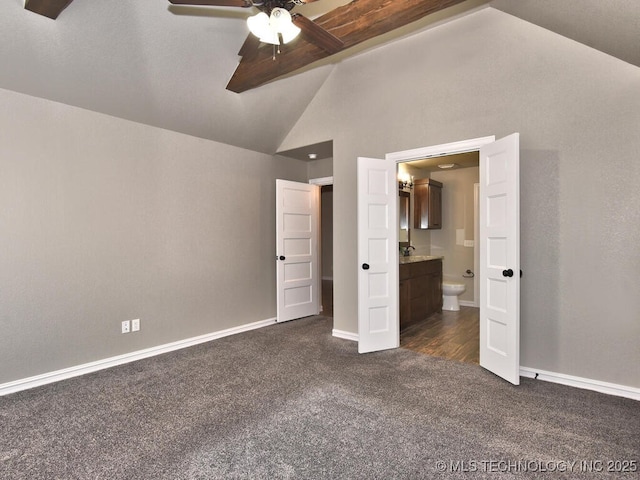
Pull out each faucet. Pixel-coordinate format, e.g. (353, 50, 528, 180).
(401, 245, 415, 257)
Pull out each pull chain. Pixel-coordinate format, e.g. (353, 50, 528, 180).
(272, 43, 281, 61)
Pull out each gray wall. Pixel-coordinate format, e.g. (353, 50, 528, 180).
(278, 8, 640, 388)
(307, 157, 334, 180)
(0, 88, 307, 384)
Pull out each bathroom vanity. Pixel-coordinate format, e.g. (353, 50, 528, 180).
(399, 256, 443, 330)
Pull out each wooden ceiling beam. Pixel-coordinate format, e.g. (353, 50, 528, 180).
(227, 0, 466, 93)
(25, 0, 74, 20)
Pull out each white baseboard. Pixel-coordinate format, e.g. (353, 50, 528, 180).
(0, 317, 276, 397)
(332, 329, 358, 342)
(520, 366, 640, 401)
(321, 339, 638, 400)
(6, 320, 636, 402)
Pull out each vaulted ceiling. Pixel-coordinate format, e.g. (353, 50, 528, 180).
(3, 0, 639, 155)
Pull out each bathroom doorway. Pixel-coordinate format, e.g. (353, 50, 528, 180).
(358, 134, 521, 384)
(397, 151, 480, 363)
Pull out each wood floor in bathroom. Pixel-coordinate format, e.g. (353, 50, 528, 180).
(322, 280, 479, 365)
(400, 306, 480, 365)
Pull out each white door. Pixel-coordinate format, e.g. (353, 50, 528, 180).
(357, 157, 399, 353)
(479, 133, 520, 384)
(276, 179, 320, 322)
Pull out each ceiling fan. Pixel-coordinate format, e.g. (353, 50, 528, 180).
(168, 0, 344, 54)
(169, 0, 466, 93)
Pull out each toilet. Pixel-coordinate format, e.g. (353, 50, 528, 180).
(442, 281, 466, 311)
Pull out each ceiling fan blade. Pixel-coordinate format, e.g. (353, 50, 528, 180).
(168, 0, 253, 7)
(292, 14, 344, 54)
(238, 33, 261, 61)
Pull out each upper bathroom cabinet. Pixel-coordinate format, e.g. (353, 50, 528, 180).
(414, 178, 442, 230)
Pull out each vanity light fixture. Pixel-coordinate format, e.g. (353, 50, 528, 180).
(437, 163, 456, 169)
(308, 153, 317, 160)
(399, 172, 414, 190)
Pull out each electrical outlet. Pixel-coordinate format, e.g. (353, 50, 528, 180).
(121, 320, 130, 334)
(131, 318, 140, 332)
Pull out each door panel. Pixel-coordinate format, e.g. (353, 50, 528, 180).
(479, 133, 520, 384)
(276, 180, 320, 322)
(357, 157, 399, 353)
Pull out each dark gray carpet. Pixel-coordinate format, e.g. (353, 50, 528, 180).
(1, 316, 638, 479)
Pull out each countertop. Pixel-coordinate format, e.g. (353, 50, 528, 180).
(399, 255, 443, 265)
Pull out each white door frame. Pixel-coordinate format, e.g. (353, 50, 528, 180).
(385, 136, 495, 318)
(474, 183, 480, 307)
(385, 137, 496, 165)
(309, 176, 333, 187)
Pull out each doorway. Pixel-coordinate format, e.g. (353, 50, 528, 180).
(320, 185, 334, 317)
(308, 176, 334, 319)
(358, 134, 521, 384)
(397, 151, 480, 364)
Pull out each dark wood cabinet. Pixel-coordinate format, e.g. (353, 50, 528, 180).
(414, 178, 442, 229)
(399, 259, 443, 330)
(399, 278, 410, 325)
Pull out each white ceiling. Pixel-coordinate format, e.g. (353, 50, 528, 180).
(1, 0, 638, 156)
(408, 151, 479, 173)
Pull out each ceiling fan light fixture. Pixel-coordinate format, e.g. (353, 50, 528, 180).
(280, 21, 301, 44)
(247, 12, 271, 40)
(269, 8, 290, 30)
(247, 7, 300, 46)
(270, 8, 300, 44)
(259, 29, 280, 45)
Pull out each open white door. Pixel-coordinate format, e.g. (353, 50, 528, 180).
(276, 179, 320, 323)
(479, 133, 520, 384)
(357, 157, 399, 353)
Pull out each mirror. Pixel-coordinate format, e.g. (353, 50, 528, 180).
(399, 189, 410, 247)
